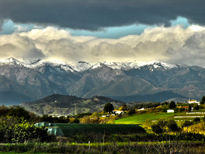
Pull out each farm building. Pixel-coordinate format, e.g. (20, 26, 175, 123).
(113, 110, 125, 114)
(187, 99, 200, 105)
(167, 109, 174, 113)
(137, 108, 145, 111)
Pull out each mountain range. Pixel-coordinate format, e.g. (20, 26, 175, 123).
(0, 57, 204, 105)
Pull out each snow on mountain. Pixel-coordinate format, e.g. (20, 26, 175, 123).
(72, 61, 92, 72)
(0, 57, 202, 104)
(0, 57, 76, 72)
(0, 57, 23, 66)
(138, 61, 176, 71)
(99, 62, 139, 70)
(0, 57, 177, 72)
(87, 61, 176, 71)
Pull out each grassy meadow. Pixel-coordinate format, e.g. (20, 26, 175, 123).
(115, 112, 174, 124)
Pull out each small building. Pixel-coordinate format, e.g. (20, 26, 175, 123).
(167, 109, 175, 113)
(113, 110, 125, 115)
(187, 99, 200, 105)
(138, 108, 145, 111)
(34, 122, 53, 127)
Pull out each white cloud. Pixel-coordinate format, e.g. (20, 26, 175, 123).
(0, 25, 205, 66)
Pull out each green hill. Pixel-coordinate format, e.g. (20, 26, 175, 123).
(22, 94, 125, 116)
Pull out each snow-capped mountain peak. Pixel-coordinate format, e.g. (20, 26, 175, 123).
(72, 61, 92, 72)
(133, 61, 176, 71)
(85, 61, 176, 71)
(0, 57, 177, 72)
(150, 62, 176, 69)
(0, 57, 23, 65)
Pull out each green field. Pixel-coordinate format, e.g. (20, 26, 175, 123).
(47, 123, 146, 136)
(115, 112, 174, 124)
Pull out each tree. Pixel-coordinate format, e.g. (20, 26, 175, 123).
(157, 120, 167, 128)
(193, 117, 200, 123)
(193, 104, 199, 110)
(128, 107, 136, 115)
(167, 120, 180, 132)
(119, 104, 128, 111)
(169, 101, 176, 109)
(188, 105, 192, 112)
(12, 121, 50, 143)
(200, 96, 205, 104)
(151, 124, 163, 134)
(182, 120, 193, 127)
(104, 103, 114, 113)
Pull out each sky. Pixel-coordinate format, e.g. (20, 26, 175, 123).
(0, 0, 205, 66)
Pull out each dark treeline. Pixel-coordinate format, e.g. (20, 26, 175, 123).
(0, 106, 68, 143)
(0, 106, 77, 123)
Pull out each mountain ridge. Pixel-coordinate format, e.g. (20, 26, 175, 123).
(0, 57, 177, 72)
(0, 57, 203, 105)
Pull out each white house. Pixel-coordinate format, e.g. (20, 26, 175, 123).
(187, 99, 200, 105)
(113, 110, 125, 114)
(167, 109, 175, 113)
(138, 108, 145, 111)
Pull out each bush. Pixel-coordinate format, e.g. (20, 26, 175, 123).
(167, 120, 180, 132)
(128, 108, 136, 115)
(157, 120, 167, 128)
(0, 116, 53, 143)
(182, 120, 193, 127)
(151, 124, 163, 134)
(193, 117, 200, 123)
(12, 121, 51, 143)
(169, 101, 176, 109)
(193, 104, 199, 110)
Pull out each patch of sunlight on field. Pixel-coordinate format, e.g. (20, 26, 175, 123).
(115, 112, 174, 124)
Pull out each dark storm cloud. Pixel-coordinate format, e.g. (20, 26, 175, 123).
(0, 0, 204, 30)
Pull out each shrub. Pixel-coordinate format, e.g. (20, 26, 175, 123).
(151, 124, 163, 134)
(167, 120, 180, 132)
(157, 120, 167, 128)
(193, 117, 200, 123)
(193, 104, 199, 110)
(182, 120, 193, 127)
(12, 121, 51, 143)
(0, 116, 53, 143)
(127, 108, 135, 115)
(169, 101, 176, 109)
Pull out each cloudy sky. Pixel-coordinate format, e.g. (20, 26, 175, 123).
(0, 0, 205, 66)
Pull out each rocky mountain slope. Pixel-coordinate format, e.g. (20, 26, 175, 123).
(0, 57, 203, 104)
